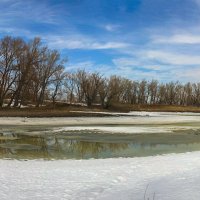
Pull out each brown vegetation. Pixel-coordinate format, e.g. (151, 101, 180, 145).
(0, 103, 200, 117)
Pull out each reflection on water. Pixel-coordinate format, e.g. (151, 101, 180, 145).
(0, 128, 200, 160)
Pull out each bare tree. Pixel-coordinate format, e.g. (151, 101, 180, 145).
(36, 50, 64, 107)
(138, 80, 147, 104)
(76, 70, 102, 107)
(98, 77, 109, 108)
(148, 80, 158, 104)
(1, 35, 200, 110)
(64, 73, 77, 104)
(0, 36, 24, 107)
(10, 37, 45, 107)
(99, 76, 124, 108)
(50, 66, 65, 106)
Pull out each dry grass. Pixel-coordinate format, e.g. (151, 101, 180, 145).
(0, 104, 110, 117)
(131, 104, 200, 113)
(0, 103, 200, 117)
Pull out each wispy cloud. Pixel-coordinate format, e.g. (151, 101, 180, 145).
(144, 50, 200, 65)
(153, 34, 200, 44)
(66, 60, 114, 76)
(45, 35, 129, 50)
(175, 67, 200, 81)
(112, 58, 161, 70)
(0, 0, 60, 26)
(102, 24, 121, 32)
(109, 44, 200, 82)
(66, 61, 94, 71)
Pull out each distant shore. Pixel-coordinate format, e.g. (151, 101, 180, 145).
(0, 104, 200, 117)
(0, 111, 199, 127)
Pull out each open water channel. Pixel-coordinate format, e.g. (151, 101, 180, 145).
(0, 125, 200, 160)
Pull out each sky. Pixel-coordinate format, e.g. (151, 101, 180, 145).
(1, 0, 200, 82)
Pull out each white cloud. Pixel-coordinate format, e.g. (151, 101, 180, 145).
(0, 0, 59, 25)
(173, 67, 200, 82)
(112, 58, 161, 70)
(91, 42, 128, 49)
(145, 50, 200, 65)
(103, 24, 121, 32)
(194, 0, 200, 6)
(66, 60, 115, 76)
(65, 58, 200, 82)
(109, 51, 200, 82)
(0, 27, 35, 39)
(153, 34, 200, 44)
(66, 61, 94, 71)
(45, 35, 129, 50)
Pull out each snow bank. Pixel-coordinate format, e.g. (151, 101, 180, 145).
(71, 110, 200, 117)
(1, 151, 200, 200)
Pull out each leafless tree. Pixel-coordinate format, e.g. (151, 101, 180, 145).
(50, 66, 65, 106)
(35, 50, 64, 107)
(1, 35, 200, 110)
(0, 36, 23, 107)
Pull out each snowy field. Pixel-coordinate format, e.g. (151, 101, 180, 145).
(1, 112, 200, 199)
(1, 151, 200, 200)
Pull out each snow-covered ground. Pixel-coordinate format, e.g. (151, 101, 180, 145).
(1, 151, 200, 200)
(71, 110, 200, 116)
(1, 111, 200, 126)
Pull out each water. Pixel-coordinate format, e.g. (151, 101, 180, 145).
(0, 126, 200, 160)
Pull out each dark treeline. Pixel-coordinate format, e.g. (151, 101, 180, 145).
(1, 36, 200, 109)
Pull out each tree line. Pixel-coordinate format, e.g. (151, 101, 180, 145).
(0, 36, 200, 109)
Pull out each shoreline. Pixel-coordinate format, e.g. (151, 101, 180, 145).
(0, 111, 200, 126)
(1, 109, 200, 118)
(1, 104, 200, 118)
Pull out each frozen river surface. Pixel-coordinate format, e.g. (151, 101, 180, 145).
(1, 112, 200, 199)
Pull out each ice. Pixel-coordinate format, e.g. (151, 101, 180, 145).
(54, 125, 173, 134)
(1, 112, 200, 135)
(1, 111, 200, 126)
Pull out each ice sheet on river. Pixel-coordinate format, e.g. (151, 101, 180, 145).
(0, 112, 200, 126)
(54, 125, 174, 134)
(1, 112, 200, 135)
(1, 151, 200, 200)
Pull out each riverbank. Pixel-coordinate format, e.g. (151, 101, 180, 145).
(0, 104, 200, 117)
(0, 111, 200, 126)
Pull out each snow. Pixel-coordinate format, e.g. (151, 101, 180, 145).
(0, 112, 200, 135)
(71, 110, 200, 116)
(130, 111, 200, 116)
(1, 151, 200, 200)
(54, 125, 173, 134)
(1, 111, 200, 126)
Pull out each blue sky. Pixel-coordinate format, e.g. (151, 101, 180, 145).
(1, 0, 200, 82)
